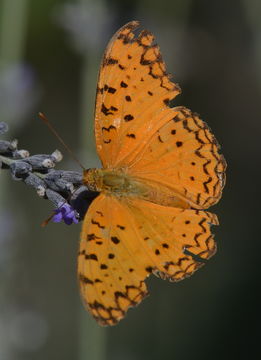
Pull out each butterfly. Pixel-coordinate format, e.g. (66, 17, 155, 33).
(78, 21, 226, 326)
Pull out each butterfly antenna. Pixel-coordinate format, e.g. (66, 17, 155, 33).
(41, 212, 55, 227)
(41, 199, 66, 227)
(39, 112, 86, 170)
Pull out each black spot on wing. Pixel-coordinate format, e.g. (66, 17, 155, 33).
(124, 114, 134, 121)
(85, 254, 98, 261)
(162, 243, 169, 248)
(79, 274, 94, 284)
(87, 233, 101, 241)
(101, 103, 118, 116)
(104, 57, 118, 66)
(111, 236, 120, 244)
(108, 87, 116, 94)
(102, 125, 116, 132)
(100, 264, 108, 270)
(126, 133, 136, 138)
(91, 219, 105, 229)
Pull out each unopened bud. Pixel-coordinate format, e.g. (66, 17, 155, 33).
(37, 185, 46, 197)
(51, 149, 63, 162)
(42, 158, 55, 169)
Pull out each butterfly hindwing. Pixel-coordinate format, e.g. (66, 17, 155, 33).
(78, 194, 218, 325)
(78, 194, 149, 326)
(126, 198, 218, 281)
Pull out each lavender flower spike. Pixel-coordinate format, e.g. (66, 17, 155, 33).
(1, 122, 98, 223)
(53, 202, 79, 225)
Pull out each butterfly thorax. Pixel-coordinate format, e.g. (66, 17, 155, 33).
(83, 168, 190, 208)
(83, 168, 143, 195)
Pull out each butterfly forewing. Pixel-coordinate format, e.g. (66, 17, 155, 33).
(94, 21, 226, 208)
(129, 107, 226, 208)
(95, 21, 180, 168)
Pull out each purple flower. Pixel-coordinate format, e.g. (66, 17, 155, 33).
(52, 203, 79, 225)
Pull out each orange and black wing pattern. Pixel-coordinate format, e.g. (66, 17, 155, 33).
(78, 21, 226, 326)
(94, 21, 180, 168)
(129, 106, 226, 209)
(78, 195, 218, 326)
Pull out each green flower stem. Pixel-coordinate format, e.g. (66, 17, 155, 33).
(0, 154, 15, 166)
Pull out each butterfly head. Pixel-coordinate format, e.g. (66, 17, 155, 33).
(83, 168, 103, 192)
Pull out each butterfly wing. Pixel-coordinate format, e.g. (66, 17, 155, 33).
(126, 197, 218, 281)
(78, 194, 149, 326)
(94, 21, 225, 209)
(94, 21, 180, 168)
(128, 107, 226, 209)
(78, 194, 218, 325)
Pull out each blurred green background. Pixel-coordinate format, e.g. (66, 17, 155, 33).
(0, 0, 260, 359)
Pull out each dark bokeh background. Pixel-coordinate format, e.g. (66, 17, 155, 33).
(0, 0, 260, 359)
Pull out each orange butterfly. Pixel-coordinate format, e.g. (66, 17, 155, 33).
(78, 21, 226, 326)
